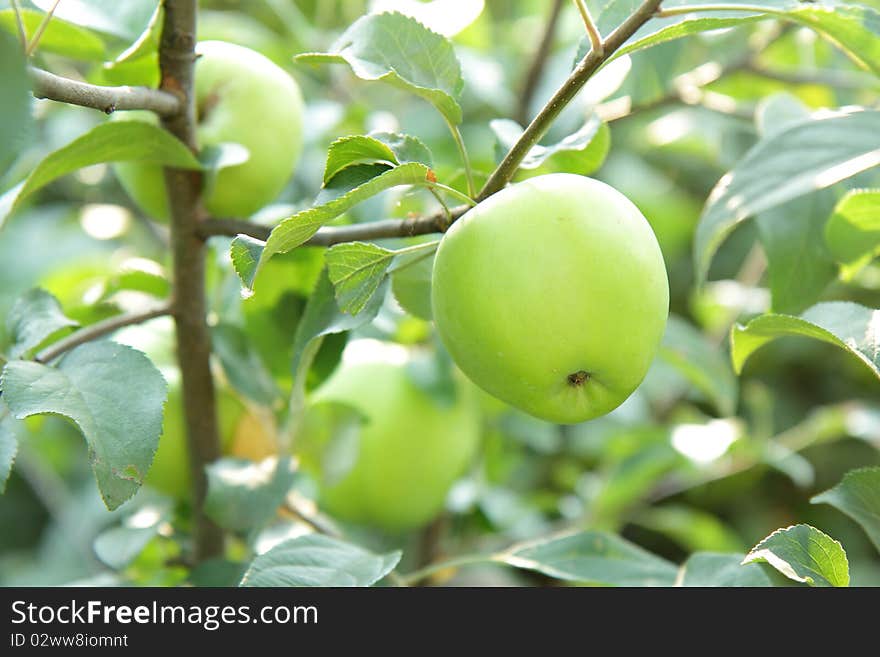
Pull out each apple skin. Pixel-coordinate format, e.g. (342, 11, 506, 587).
(431, 173, 669, 424)
(112, 40, 304, 220)
(306, 357, 481, 532)
(145, 378, 247, 500)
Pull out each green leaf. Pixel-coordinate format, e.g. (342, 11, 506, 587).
(490, 115, 609, 174)
(782, 3, 880, 77)
(756, 193, 837, 315)
(240, 534, 401, 587)
(657, 315, 738, 416)
(497, 530, 678, 586)
(296, 12, 464, 125)
(391, 251, 434, 320)
(323, 132, 432, 184)
(742, 524, 849, 587)
(0, 30, 31, 176)
(756, 92, 811, 138)
(0, 415, 19, 494)
(325, 242, 396, 315)
(0, 121, 202, 229)
(694, 110, 880, 283)
(290, 269, 387, 388)
(0, 8, 105, 60)
(205, 457, 298, 533)
(231, 162, 431, 291)
(93, 501, 169, 570)
(371, 131, 434, 169)
(592, 2, 880, 78)
(32, 0, 160, 43)
(0, 342, 167, 510)
(6, 288, 78, 359)
(812, 467, 880, 554)
(211, 323, 280, 407)
(730, 301, 880, 379)
(824, 189, 880, 266)
(678, 552, 774, 587)
(324, 136, 398, 185)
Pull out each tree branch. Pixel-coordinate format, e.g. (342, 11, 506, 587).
(159, 0, 225, 562)
(35, 305, 172, 364)
(200, 2, 664, 248)
(516, 0, 565, 125)
(479, 0, 664, 200)
(29, 67, 182, 116)
(199, 205, 468, 245)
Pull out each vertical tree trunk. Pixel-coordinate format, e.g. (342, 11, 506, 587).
(158, 0, 223, 561)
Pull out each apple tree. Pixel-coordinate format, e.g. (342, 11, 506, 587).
(0, 0, 879, 588)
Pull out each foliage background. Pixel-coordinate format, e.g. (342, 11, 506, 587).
(0, 0, 879, 586)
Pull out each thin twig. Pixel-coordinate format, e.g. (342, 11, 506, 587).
(446, 120, 475, 198)
(199, 205, 469, 245)
(400, 553, 491, 586)
(573, 0, 603, 56)
(10, 0, 28, 51)
(517, 0, 565, 125)
(25, 0, 61, 57)
(479, 0, 664, 200)
(29, 67, 182, 116)
(35, 304, 172, 364)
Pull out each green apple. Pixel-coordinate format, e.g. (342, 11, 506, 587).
(112, 40, 304, 220)
(114, 318, 271, 499)
(431, 173, 669, 424)
(304, 344, 481, 532)
(145, 375, 246, 500)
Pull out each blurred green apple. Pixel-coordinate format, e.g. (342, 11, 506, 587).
(112, 40, 304, 220)
(114, 318, 274, 499)
(431, 173, 669, 424)
(303, 344, 481, 532)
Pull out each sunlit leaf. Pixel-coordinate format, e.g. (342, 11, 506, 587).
(0, 8, 105, 60)
(730, 301, 880, 379)
(742, 524, 848, 587)
(812, 467, 880, 554)
(0, 30, 31, 175)
(296, 12, 463, 125)
(0, 122, 202, 229)
(498, 530, 678, 586)
(694, 110, 880, 282)
(240, 534, 401, 587)
(824, 189, 880, 266)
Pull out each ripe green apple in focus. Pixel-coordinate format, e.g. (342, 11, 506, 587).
(112, 40, 304, 220)
(304, 346, 481, 532)
(431, 173, 669, 424)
